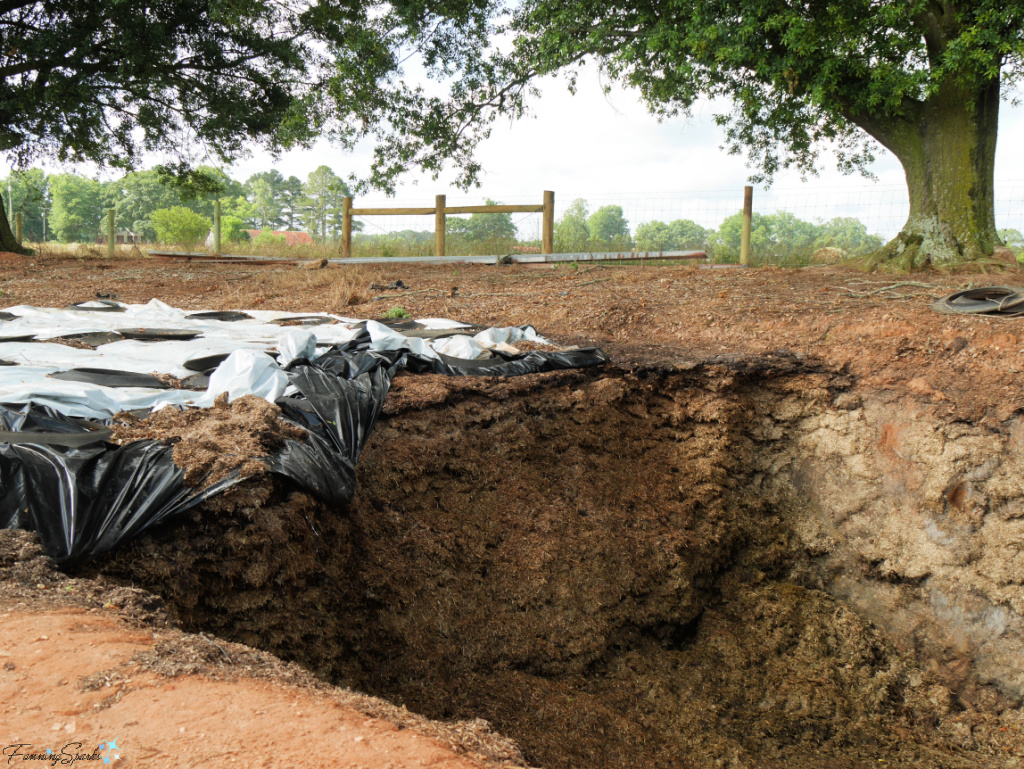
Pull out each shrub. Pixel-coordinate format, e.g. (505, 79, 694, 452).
(149, 206, 212, 247)
(222, 215, 250, 244)
(252, 229, 286, 246)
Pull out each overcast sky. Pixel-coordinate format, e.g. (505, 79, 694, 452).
(226, 65, 1024, 237)
(233, 68, 912, 199)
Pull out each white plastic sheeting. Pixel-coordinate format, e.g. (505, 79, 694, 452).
(0, 300, 551, 418)
(194, 351, 291, 407)
(277, 330, 317, 368)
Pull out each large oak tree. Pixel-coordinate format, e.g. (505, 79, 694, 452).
(477, 0, 1024, 267)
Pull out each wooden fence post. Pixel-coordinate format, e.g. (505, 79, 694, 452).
(106, 208, 115, 259)
(347, 195, 548, 258)
(740, 185, 753, 266)
(542, 190, 554, 254)
(435, 194, 446, 257)
(342, 196, 353, 258)
(15, 212, 22, 245)
(213, 199, 221, 253)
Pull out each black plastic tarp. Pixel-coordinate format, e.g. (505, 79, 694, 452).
(0, 405, 239, 563)
(1, 340, 607, 564)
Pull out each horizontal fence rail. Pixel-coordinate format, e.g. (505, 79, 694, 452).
(349, 205, 546, 215)
(342, 191, 555, 258)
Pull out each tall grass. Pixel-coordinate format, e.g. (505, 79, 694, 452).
(20, 241, 143, 261)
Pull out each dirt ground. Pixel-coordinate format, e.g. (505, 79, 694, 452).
(1, 250, 1019, 418)
(0, 531, 526, 768)
(2, 251, 1024, 768)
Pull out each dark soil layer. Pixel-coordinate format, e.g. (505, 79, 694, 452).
(81, 360, 1003, 769)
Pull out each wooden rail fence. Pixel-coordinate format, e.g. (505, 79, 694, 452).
(180, 185, 752, 264)
(340, 191, 555, 259)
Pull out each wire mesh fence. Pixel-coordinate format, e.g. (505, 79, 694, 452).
(346, 181, 1024, 265)
(349, 193, 547, 258)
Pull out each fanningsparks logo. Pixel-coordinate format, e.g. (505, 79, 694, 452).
(3, 737, 121, 765)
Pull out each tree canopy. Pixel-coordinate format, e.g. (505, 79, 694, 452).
(48, 174, 103, 243)
(302, 166, 350, 241)
(447, 199, 517, 250)
(1, 168, 46, 241)
(105, 170, 186, 240)
(554, 198, 591, 253)
(634, 220, 711, 253)
(503, 0, 1015, 177)
(149, 207, 211, 247)
(2, 163, 369, 244)
(454, 0, 1024, 266)
(5, 0, 1020, 266)
(0, 0, 500, 252)
(247, 177, 284, 232)
(587, 205, 631, 249)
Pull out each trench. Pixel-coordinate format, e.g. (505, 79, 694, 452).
(82, 358, 1024, 768)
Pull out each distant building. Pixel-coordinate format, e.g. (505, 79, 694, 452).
(245, 230, 315, 246)
(204, 228, 316, 248)
(96, 228, 144, 245)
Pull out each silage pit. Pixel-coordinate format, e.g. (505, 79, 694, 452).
(79, 361, 1014, 769)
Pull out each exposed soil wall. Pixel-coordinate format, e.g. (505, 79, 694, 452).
(80, 359, 1024, 768)
(775, 394, 1024, 709)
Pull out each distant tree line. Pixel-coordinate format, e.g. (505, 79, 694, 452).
(351, 197, 898, 261)
(553, 199, 888, 262)
(3, 167, 933, 261)
(0, 165, 353, 245)
(353, 199, 522, 257)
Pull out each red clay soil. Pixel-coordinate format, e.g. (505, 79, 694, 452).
(2, 251, 1023, 767)
(1, 612, 497, 769)
(0, 533, 526, 769)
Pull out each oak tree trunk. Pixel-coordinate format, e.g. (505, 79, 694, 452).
(857, 76, 1001, 268)
(0, 194, 30, 255)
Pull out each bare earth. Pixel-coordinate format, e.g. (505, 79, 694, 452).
(1, 250, 1018, 418)
(1, 611, 495, 768)
(1, 532, 526, 768)
(1, 251, 1022, 767)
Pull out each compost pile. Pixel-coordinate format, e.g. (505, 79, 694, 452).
(0, 300, 606, 564)
(80, 361, 1017, 769)
(3, 267, 1022, 769)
